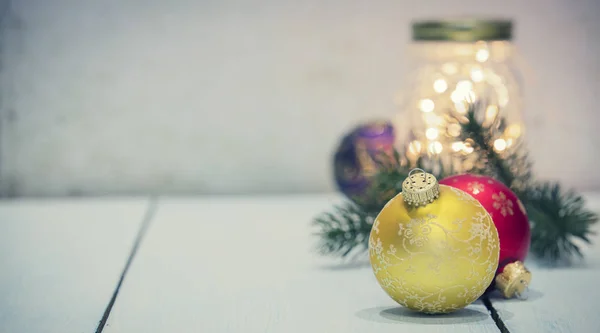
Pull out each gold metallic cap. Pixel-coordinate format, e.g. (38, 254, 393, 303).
(402, 169, 440, 206)
(495, 261, 532, 299)
(412, 18, 512, 42)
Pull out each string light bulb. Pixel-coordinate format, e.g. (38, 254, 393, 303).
(494, 138, 507, 152)
(471, 67, 484, 82)
(476, 49, 489, 62)
(419, 99, 435, 113)
(433, 79, 448, 93)
(426, 128, 439, 140)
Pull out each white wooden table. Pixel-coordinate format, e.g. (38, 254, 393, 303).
(1, 194, 599, 333)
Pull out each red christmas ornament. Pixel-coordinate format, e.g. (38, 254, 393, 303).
(440, 174, 532, 298)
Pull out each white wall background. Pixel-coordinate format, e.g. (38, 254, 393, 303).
(0, 0, 599, 197)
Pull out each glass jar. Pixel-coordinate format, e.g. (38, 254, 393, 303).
(394, 19, 525, 174)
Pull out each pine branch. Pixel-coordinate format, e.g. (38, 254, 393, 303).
(313, 202, 376, 257)
(523, 182, 598, 261)
(458, 102, 531, 192)
(458, 103, 597, 261)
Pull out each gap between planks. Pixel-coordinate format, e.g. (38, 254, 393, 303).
(95, 197, 159, 333)
(483, 294, 510, 333)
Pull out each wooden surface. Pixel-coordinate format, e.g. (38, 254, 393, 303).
(0, 198, 150, 333)
(1, 194, 599, 333)
(493, 194, 600, 333)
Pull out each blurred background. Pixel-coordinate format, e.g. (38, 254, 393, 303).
(0, 0, 598, 197)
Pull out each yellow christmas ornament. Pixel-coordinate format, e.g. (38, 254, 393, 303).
(368, 169, 500, 314)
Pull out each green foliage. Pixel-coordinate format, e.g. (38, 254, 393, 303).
(525, 182, 597, 261)
(313, 202, 377, 257)
(457, 102, 532, 193)
(313, 102, 598, 263)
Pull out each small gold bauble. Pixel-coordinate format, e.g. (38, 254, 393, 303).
(369, 170, 500, 314)
(495, 261, 531, 299)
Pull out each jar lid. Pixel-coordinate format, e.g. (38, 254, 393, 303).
(412, 18, 512, 42)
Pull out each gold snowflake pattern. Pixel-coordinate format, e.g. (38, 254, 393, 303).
(469, 220, 491, 240)
(373, 219, 380, 234)
(387, 244, 397, 255)
(371, 237, 384, 256)
(486, 261, 497, 274)
(402, 215, 434, 247)
(467, 245, 482, 256)
(467, 182, 485, 195)
(492, 192, 514, 216)
(486, 238, 499, 253)
(448, 187, 478, 203)
(473, 211, 488, 223)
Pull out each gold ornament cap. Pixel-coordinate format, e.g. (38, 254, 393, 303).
(402, 168, 440, 206)
(495, 261, 532, 299)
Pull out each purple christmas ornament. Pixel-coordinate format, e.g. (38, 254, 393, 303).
(333, 120, 395, 205)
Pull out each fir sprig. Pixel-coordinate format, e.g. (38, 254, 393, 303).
(460, 103, 597, 261)
(313, 102, 598, 263)
(525, 182, 597, 261)
(313, 202, 377, 257)
(457, 102, 532, 192)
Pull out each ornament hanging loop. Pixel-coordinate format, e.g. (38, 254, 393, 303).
(408, 168, 426, 178)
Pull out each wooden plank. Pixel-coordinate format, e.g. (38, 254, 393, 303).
(103, 195, 499, 333)
(0, 198, 149, 333)
(491, 192, 600, 332)
(491, 269, 600, 332)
